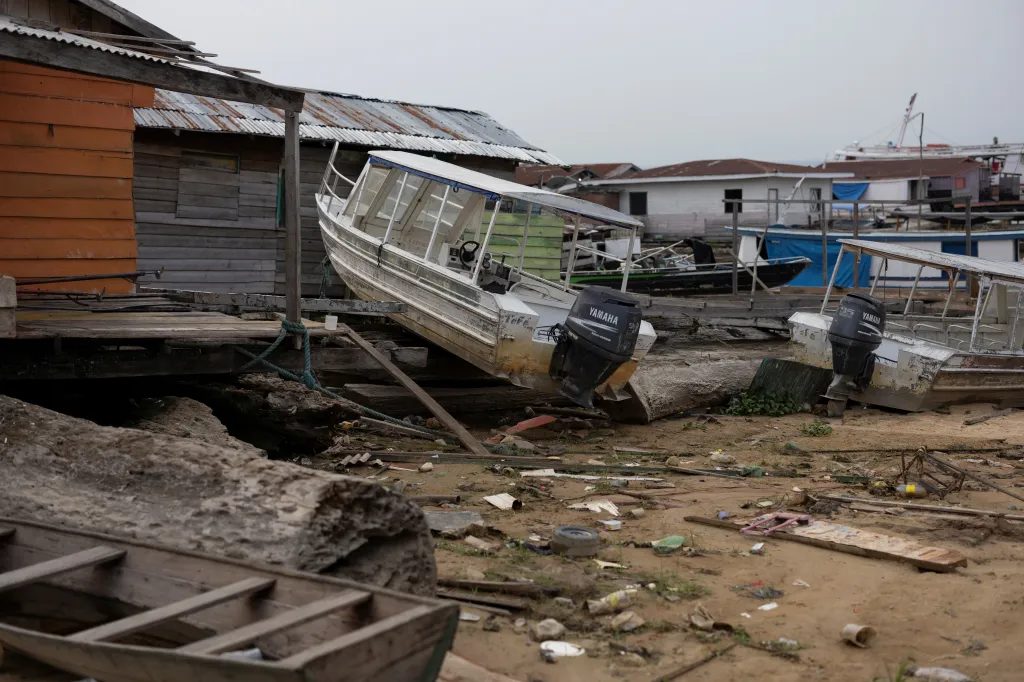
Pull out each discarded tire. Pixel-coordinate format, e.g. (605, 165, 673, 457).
(550, 526, 600, 557)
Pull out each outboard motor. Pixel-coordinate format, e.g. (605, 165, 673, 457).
(824, 293, 886, 416)
(549, 286, 642, 408)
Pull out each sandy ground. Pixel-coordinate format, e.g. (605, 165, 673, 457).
(387, 403, 1024, 682)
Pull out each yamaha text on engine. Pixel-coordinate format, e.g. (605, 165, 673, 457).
(548, 286, 643, 408)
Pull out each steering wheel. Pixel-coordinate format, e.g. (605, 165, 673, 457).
(458, 240, 480, 266)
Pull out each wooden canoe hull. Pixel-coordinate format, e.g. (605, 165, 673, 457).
(0, 517, 459, 682)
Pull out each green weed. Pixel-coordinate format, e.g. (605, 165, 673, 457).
(800, 417, 833, 437)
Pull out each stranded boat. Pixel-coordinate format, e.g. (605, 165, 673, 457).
(317, 148, 657, 408)
(788, 239, 1024, 415)
(0, 517, 457, 682)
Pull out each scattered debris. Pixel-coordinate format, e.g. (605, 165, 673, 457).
(482, 616, 501, 632)
(652, 535, 686, 555)
(911, 668, 971, 682)
(710, 452, 736, 465)
(733, 583, 784, 600)
(553, 597, 577, 608)
(688, 603, 733, 632)
(549, 526, 601, 557)
(750, 542, 765, 555)
(791, 579, 810, 588)
(648, 643, 736, 682)
(408, 495, 461, 507)
(629, 508, 647, 519)
(610, 611, 645, 632)
(599, 519, 622, 531)
(963, 408, 1014, 426)
(464, 536, 499, 553)
(529, 618, 567, 642)
(483, 493, 522, 511)
(521, 468, 664, 483)
(425, 511, 486, 538)
(587, 589, 638, 615)
(538, 641, 586, 660)
(459, 611, 482, 622)
(486, 415, 558, 444)
(758, 602, 778, 611)
(418, 462, 434, 473)
(961, 638, 987, 656)
(741, 512, 812, 536)
(569, 500, 620, 516)
(594, 560, 625, 570)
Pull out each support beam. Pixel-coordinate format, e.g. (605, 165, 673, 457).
(284, 111, 302, 338)
(0, 29, 304, 111)
(335, 326, 490, 457)
(139, 289, 406, 315)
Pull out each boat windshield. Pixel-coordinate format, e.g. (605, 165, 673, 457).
(344, 162, 484, 262)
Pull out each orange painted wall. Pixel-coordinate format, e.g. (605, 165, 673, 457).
(0, 60, 153, 293)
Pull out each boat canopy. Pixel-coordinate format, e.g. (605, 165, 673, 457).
(839, 239, 1024, 285)
(368, 150, 642, 229)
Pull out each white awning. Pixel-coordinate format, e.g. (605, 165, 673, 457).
(839, 238, 1024, 285)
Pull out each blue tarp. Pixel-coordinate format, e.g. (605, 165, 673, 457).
(766, 238, 872, 288)
(833, 182, 869, 201)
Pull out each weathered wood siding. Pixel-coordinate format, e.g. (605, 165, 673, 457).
(0, 60, 151, 293)
(485, 212, 564, 281)
(133, 130, 283, 293)
(0, 0, 119, 31)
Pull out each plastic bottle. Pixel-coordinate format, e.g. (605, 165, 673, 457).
(896, 483, 929, 498)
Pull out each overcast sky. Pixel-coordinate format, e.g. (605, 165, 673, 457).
(121, 0, 1023, 168)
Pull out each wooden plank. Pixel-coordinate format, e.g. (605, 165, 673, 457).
(239, 169, 278, 185)
(178, 181, 240, 198)
(335, 326, 489, 457)
(132, 187, 176, 203)
(0, 546, 125, 592)
(178, 589, 371, 654)
(177, 194, 239, 210)
(239, 193, 277, 208)
(440, 654, 523, 682)
(134, 176, 179, 191)
(0, 93, 133, 130)
(0, 146, 132, 177)
(0, 172, 131, 199)
(239, 205, 278, 218)
(684, 516, 968, 573)
(138, 234, 278, 249)
(143, 289, 405, 314)
(134, 163, 179, 180)
(175, 206, 239, 221)
(0, 70, 134, 103)
(178, 167, 240, 188)
(140, 247, 275, 260)
(0, 258, 137, 279)
(134, 199, 177, 214)
(0, 29, 306, 111)
(70, 576, 276, 642)
(0, 121, 133, 152)
(0, 238, 136, 259)
(0, 197, 133, 219)
(134, 152, 181, 168)
(135, 213, 276, 229)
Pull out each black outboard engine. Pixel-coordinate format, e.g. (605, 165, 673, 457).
(824, 293, 886, 416)
(549, 286, 642, 408)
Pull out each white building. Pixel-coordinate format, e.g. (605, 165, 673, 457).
(576, 159, 852, 239)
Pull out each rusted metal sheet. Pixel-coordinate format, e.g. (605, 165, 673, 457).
(135, 89, 562, 164)
(0, 17, 170, 64)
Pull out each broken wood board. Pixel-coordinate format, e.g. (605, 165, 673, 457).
(440, 654, 523, 682)
(436, 588, 528, 610)
(521, 468, 663, 482)
(342, 384, 573, 416)
(685, 515, 968, 573)
(820, 495, 1024, 522)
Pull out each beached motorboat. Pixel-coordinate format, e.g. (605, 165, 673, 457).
(787, 239, 1024, 415)
(0, 517, 458, 682)
(317, 148, 657, 408)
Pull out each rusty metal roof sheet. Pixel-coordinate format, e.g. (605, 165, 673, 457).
(0, 15, 172, 63)
(135, 89, 562, 164)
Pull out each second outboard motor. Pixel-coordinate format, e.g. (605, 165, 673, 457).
(549, 286, 642, 408)
(824, 292, 886, 416)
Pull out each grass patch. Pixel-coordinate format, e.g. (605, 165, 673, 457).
(638, 570, 711, 600)
(681, 421, 708, 432)
(800, 417, 833, 437)
(433, 540, 490, 558)
(723, 391, 800, 417)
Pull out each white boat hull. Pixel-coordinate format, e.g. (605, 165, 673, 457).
(318, 196, 656, 400)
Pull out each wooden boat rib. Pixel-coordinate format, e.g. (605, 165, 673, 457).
(0, 518, 458, 682)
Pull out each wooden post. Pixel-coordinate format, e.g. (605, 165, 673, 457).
(731, 204, 739, 295)
(852, 201, 860, 289)
(0, 276, 15, 339)
(284, 110, 302, 339)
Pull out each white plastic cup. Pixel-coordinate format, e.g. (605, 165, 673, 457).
(325, 315, 338, 331)
(841, 624, 877, 648)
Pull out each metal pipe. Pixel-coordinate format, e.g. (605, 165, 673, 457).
(517, 204, 533, 272)
(1009, 287, 1023, 351)
(969, 281, 987, 352)
(471, 201, 502, 282)
(965, 196, 973, 296)
(942, 270, 961, 319)
(903, 264, 924, 315)
(380, 171, 409, 247)
(621, 224, 637, 293)
(820, 245, 847, 314)
(852, 201, 860, 288)
(750, 223, 770, 303)
(731, 204, 739, 295)
(869, 257, 884, 296)
(563, 214, 582, 291)
(424, 185, 451, 263)
(348, 163, 369, 225)
(820, 205, 828, 287)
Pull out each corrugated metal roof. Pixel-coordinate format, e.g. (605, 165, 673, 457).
(135, 89, 562, 164)
(0, 15, 173, 63)
(821, 158, 984, 181)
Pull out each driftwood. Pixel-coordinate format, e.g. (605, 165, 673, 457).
(0, 395, 436, 595)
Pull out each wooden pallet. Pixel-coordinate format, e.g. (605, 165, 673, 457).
(0, 518, 458, 682)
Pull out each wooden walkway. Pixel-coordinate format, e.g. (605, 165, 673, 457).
(14, 310, 331, 340)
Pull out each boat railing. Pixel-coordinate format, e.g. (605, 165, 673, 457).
(319, 141, 358, 216)
(565, 241, 806, 277)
